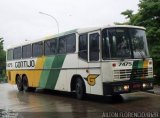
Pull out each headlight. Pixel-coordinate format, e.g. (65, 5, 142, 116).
(142, 83, 153, 88)
(142, 83, 147, 88)
(124, 85, 129, 91)
(113, 85, 129, 92)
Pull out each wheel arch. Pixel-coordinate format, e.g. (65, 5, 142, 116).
(22, 74, 27, 80)
(70, 74, 86, 93)
(15, 74, 27, 83)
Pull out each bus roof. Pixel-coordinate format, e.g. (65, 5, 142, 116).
(6, 25, 145, 50)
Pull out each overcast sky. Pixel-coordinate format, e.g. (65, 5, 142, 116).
(0, 0, 140, 50)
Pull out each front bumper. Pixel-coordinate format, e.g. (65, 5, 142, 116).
(103, 79, 154, 95)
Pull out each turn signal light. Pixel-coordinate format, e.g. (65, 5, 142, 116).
(112, 63, 116, 67)
(149, 61, 152, 65)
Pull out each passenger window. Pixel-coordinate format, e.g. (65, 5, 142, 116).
(89, 33, 99, 61)
(66, 34, 76, 53)
(79, 34, 88, 61)
(7, 49, 13, 60)
(22, 44, 32, 58)
(58, 37, 66, 54)
(13, 47, 22, 59)
(44, 39, 57, 55)
(32, 42, 43, 57)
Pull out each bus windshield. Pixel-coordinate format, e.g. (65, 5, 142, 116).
(102, 28, 149, 59)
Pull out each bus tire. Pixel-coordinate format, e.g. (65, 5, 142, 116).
(23, 75, 36, 92)
(22, 75, 30, 92)
(75, 78, 85, 100)
(16, 75, 23, 91)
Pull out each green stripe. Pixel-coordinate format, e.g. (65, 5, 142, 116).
(132, 60, 139, 69)
(130, 60, 143, 80)
(39, 55, 66, 89)
(138, 60, 143, 68)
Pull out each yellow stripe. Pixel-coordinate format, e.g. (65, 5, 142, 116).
(33, 56, 46, 87)
(141, 60, 148, 79)
(7, 56, 46, 87)
(143, 60, 148, 68)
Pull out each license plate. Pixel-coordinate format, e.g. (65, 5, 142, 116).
(132, 84, 141, 89)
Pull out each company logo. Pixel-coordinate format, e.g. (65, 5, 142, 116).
(15, 60, 35, 68)
(86, 74, 99, 86)
(119, 62, 133, 66)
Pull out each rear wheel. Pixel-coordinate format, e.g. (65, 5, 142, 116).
(75, 78, 85, 100)
(23, 75, 29, 92)
(22, 76, 36, 92)
(16, 75, 23, 91)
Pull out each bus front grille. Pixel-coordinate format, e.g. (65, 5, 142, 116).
(113, 68, 153, 80)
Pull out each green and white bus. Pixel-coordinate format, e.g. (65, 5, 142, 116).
(6, 25, 154, 99)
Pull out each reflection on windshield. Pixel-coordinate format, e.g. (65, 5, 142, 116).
(102, 28, 149, 59)
(130, 29, 149, 58)
(102, 28, 131, 59)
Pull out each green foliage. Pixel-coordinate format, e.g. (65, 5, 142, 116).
(121, 10, 134, 19)
(119, 0, 160, 73)
(0, 37, 6, 78)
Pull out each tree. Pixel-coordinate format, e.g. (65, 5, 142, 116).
(121, 10, 134, 20)
(118, 0, 160, 74)
(0, 37, 6, 78)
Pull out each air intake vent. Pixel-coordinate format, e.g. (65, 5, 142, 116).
(113, 68, 153, 80)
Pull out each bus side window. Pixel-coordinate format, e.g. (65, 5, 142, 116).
(66, 34, 76, 53)
(79, 34, 88, 61)
(32, 41, 43, 57)
(7, 49, 13, 60)
(89, 33, 99, 61)
(58, 37, 66, 54)
(22, 44, 32, 58)
(13, 47, 22, 59)
(44, 38, 57, 55)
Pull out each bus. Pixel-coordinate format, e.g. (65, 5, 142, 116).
(6, 25, 154, 99)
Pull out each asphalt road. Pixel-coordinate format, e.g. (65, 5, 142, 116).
(0, 83, 160, 118)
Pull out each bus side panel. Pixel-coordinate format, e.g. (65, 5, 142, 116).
(55, 54, 78, 91)
(7, 70, 16, 85)
(7, 70, 39, 87)
(89, 69, 102, 95)
(101, 62, 114, 82)
(39, 55, 67, 90)
(77, 59, 90, 94)
(22, 70, 41, 87)
(54, 70, 67, 91)
(77, 68, 90, 94)
(34, 56, 46, 88)
(66, 69, 77, 91)
(87, 62, 102, 95)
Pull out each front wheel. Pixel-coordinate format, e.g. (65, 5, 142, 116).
(75, 78, 85, 100)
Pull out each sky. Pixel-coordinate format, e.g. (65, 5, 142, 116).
(0, 0, 140, 50)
